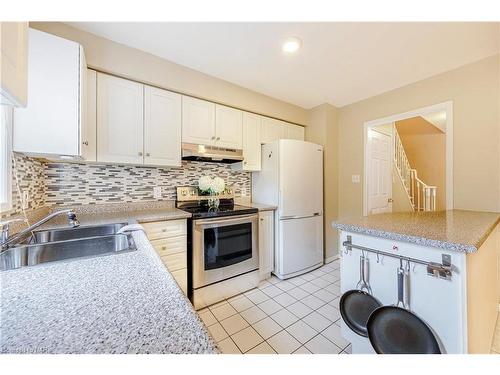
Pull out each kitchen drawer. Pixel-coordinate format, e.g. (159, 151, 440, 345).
(150, 236, 186, 257)
(161, 252, 187, 272)
(142, 219, 186, 240)
(171, 268, 187, 295)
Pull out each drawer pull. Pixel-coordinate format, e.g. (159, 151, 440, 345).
(162, 229, 167, 232)
(162, 246, 167, 250)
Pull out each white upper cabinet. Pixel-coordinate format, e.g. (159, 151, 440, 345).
(97, 73, 144, 164)
(215, 104, 243, 149)
(233, 112, 262, 171)
(286, 123, 305, 140)
(144, 86, 182, 167)
(261, 117, 287, 143)
(82, 69, 97, 162)
(1, 22, 28, 107)
(13, 28, 86, 157)
(182, 96, 216, 145)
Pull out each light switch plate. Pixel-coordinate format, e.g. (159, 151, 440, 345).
(352, 175, 360, 183)
(153, 186, 162, 199)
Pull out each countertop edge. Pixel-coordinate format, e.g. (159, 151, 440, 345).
(333, 222, 478, 253)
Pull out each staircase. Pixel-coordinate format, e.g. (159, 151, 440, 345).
(393, 126, 437, 211)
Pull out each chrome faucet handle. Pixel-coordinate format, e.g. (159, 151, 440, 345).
(66, 211, 80, 228)
(0, 218, 26, 245)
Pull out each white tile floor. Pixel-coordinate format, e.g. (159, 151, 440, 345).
(198, 259, 352, 354)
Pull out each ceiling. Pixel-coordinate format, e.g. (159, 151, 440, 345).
(67, 22, 500, 108)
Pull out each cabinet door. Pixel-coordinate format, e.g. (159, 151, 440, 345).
(286, 123, 305, 140)
(241, 112, 262, 171)
(144, 86, 181, 167)
(259, 210, 274, 279)
(182, 96, 215, 145)
(215, 104, 243, 149)
(0, 22, 28, 107)
(82, 69, 97, 161)
(97, 73, 144, 164)
(261, 117, 286, 144)
(13, 28, 81, 156)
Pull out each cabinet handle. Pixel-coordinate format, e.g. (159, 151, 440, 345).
(244, 161, 248, 165)
(216, 137, 220, 141)
(82, 141, 89, 146)
(162, 229, 167, 232)
(162, 246, 166, 250)
(146, 152, 150, 157)
(138, 152, 143, 156)
(260, 218, 264, 222)
(211, 136, 215, 140)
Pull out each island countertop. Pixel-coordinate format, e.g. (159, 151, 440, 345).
(0, 203, 218, 354)
(333, 209, 500, 253)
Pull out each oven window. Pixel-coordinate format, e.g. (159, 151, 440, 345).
(204, 223, 252, 270)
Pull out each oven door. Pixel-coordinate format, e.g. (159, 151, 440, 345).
(192, 214, 259, 289)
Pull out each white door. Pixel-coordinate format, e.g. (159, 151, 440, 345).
(82, 69, 97, 161)
(97, 73, 144, 164)
(277, 216, 323, 278)
(144, 86, 182, 167)
(258, 210, 274, 279)
(286, 123, 305, 140)
(182, 96, 216, 145)
(261, 117, 286, 143)
(368, 129, 392, 214)
(215, 104, 242, 149)
(241, 112, 262, 171)
(279, 140, 323, 218)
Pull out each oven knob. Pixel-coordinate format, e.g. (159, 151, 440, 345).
(181, 191, 187, 196)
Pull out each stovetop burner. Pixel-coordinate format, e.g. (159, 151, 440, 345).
(176, 186, 258, 219)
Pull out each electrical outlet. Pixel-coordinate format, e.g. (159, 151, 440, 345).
(21, 190, 29, 209)
(352, 175, 360, 183)
(153, 186, 162, 199)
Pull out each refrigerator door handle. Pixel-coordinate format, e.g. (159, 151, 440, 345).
(280, 213, 323, 220)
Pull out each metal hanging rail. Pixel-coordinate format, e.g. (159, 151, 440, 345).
(342, 236, 452, 279)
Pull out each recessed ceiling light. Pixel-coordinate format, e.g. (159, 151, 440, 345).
(282, 37, 302, 53)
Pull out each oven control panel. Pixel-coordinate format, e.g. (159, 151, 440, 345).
(176, 186, 234, 201)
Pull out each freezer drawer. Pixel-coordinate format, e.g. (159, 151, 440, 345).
(276, 215, 323, 278)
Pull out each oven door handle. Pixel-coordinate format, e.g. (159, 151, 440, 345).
(194, 214, 258, 227)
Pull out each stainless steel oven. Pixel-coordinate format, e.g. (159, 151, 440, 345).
(192, 213, 259, 289)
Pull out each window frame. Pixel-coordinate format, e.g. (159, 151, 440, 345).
(0, 105, 13, 213)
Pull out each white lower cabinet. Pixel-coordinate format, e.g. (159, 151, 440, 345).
(258, 210, 274, 280)
(142, 219, 188, 295)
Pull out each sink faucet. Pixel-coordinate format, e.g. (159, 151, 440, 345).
(0, 209, 80, 251)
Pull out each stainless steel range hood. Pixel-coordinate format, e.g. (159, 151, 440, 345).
(181, 143, 244, 164)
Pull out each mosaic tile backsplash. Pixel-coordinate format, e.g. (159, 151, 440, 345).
(44, 161, 251, 206)
(1, 153, 46, 218)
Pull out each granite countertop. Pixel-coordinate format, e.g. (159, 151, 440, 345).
(333, 209, 500, 253)
(0, 203, 219, 354)
(240, 202, 278, 212)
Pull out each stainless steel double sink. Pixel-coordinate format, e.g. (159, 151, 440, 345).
(0, 223, 137, 271)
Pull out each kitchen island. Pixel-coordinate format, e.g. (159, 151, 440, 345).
(333, 209, 500, 354)
(0, 204, 218, 354)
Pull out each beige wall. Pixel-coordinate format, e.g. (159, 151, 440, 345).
(30, 22, 308, 126)
(396, 117, 446, 210)
(339, 54, 500, 226)
(306, 103, 339, 261)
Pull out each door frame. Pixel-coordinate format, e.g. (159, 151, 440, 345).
(363, 101, 454, 216)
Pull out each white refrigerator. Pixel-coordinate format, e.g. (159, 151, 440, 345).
(252, 139, 324, 279)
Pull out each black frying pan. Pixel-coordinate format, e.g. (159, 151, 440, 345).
(340, 254, 382, 337)
(367, 267, 441, 354)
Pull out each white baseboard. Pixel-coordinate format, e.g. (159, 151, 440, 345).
(325, 254, 340, 263)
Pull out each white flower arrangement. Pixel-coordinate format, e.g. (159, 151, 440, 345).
(198, 176, 226, 195)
